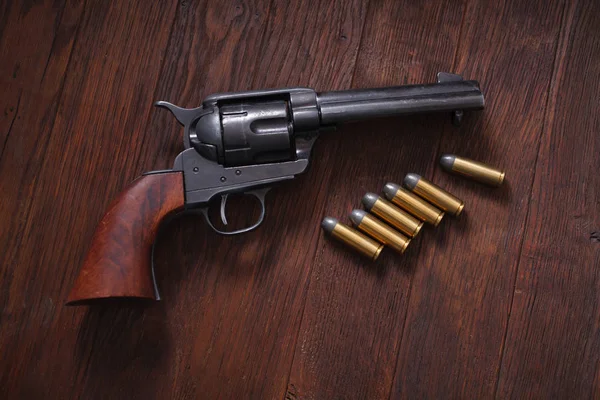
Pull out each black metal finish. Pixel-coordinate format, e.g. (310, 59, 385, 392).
(220, 100, 292, 166)
(317, 80, 483, 125)
(157, 72, 485, 235)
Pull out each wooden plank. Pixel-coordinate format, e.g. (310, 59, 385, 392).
(139, 1, 369, 398)
(0, 0, 84, 262)
(0, 83, 20, 159)
(0, 0, 68, 91)
(389, 0, 566, 397)
(135, 0, 276, 172)
(496, 0, 600, 397)
(0, 1, 85, 388)
(0, 0, 67, 158)
(4, 0, 598, 398)
(0, 0, 83, 266)
(0, 1, 177, 398)
(286, 1, 467, 398)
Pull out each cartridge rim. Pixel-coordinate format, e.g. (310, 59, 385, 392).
(414, 220, 424, 236)
(498, 171, 506, 185)
(433, 212, 444, 226)
(372, 244, 384, 261)
(455, 201, 465, 216)
(400, 238, 411, 253)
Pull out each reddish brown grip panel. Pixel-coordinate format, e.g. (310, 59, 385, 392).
(66, 172, 184, 305)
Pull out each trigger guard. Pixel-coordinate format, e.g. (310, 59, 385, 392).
(198, 187, 270, 235)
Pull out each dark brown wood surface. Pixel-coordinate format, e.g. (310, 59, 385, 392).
(0, 0, 598, 398)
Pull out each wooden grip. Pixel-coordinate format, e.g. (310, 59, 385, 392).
(67, 171, 185, 305)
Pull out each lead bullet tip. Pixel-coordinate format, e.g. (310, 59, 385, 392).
(439, 154, 456, 171)
(383, 183, 400, 200)
(321, 217, 338, 233)
(361, 193, 379, 211)
(349, 209, 366, 226)
(403, 173, 421, 190)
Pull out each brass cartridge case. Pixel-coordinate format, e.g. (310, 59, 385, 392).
(403, 174, 464, 216)
(350, 210, 410, 254)
(383, 183, 444, 226)
(361, 193, 423, 237)
(321, 217, 383, 260)
(440, 154, 505, 187)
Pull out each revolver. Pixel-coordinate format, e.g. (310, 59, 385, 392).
(67, 72, 484, 305)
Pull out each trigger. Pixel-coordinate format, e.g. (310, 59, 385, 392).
(220, 194, 229, 226)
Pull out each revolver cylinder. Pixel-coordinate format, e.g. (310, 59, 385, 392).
(220, 101, 293, 165)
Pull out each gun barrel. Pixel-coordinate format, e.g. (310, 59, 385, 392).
(316, 80, 484, 125)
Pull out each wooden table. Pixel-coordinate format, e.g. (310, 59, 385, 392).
(1, 0, 598, 398)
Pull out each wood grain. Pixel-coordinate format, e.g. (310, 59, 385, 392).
(67, 172, 184, 304)
(0, 0, 71, 158)
(1, 0, 599, 398)
(389, 0, 566, 398)
(143, 1, 369, 398)
(0, 0, 68, 91)
(497, 0, 600, 397)
(0, 1, 85, 394)
(0, 1, 177, 397)
(286, 1, 467, 398)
